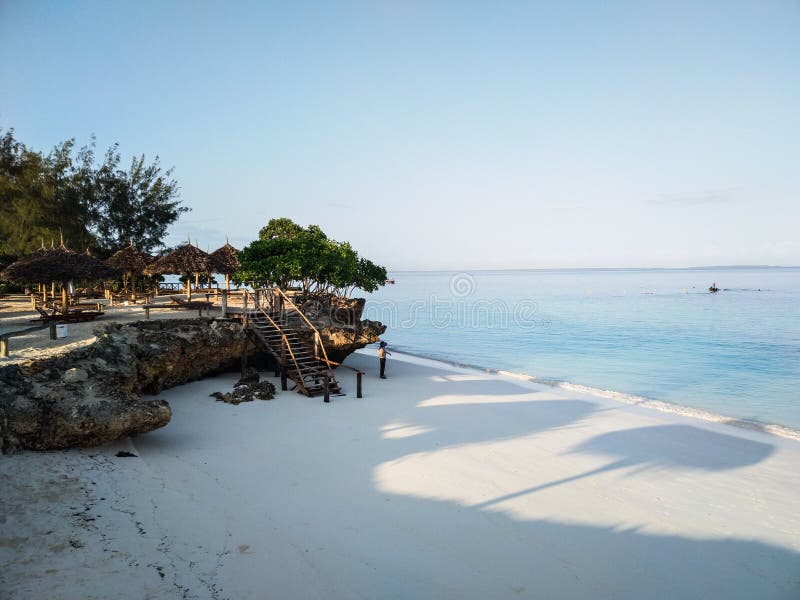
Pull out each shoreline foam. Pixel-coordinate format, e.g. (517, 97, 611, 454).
(377, 349, 800, 442)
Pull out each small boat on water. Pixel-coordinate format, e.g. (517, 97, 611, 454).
(385, 278, 396, 285)
(709, 282, 720, 293)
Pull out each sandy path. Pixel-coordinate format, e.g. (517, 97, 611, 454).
(0, 296, 217, 364)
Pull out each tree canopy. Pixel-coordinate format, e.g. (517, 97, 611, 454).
(0, 128, 188, 261)
(237, 218, 387, 296)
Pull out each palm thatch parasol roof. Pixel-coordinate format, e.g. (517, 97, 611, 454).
(209, 242, 240, 273)
(144, 242, 211, 299)
(1, 244, 112, 283)
(144, 243, 211, 276)
(105, 243, 152, 274)
(209, 241, 240, 291)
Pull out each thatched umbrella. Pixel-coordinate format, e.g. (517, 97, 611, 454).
(144, 242, 210, 300)
(209, 241, 240, 290)
(1, 242, 58, 300)
(105, 242, 152, 294)
(1, 244, 112, 312)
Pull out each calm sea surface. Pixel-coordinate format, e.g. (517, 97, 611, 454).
(363, 268, 800, 431)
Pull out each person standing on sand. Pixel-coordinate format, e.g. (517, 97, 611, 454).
(378, 341, 391, 379)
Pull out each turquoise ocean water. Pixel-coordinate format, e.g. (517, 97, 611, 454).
(363, 268, 800, 432)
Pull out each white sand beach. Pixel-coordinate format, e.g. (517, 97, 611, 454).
(2, 349, 799, 599)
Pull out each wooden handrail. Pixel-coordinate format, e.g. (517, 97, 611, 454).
(243, 289, 306, 388)
(263, 287, 334, 372)
(313, 355, 363, 375)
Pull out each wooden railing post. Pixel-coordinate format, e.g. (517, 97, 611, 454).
(280, 335, 288, 391)
(49, 324, 57, 340)
(324, 371, 330, 403)
(221, 289, 228, 318)
(357, 372, 363, 398)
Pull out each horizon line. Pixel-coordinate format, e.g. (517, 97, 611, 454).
(386, 264, 800, 274)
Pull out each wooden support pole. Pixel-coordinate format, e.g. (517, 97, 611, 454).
(280, 336, 288, 391)
(241, 338, 248, 377)
(357, 372, 363, 398)
(324, 372, 330, 403)
(221, 290, 228, 318)
(0, 337, 8, 358)
(49, 324, 57, 340)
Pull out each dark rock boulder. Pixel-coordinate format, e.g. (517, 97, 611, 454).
(211, 370, 275, 404)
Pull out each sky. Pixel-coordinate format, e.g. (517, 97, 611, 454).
(1, 1, 799, 270)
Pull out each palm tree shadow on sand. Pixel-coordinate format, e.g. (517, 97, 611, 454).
(133, 357, 798, 599)
(472, 424, 775, 509)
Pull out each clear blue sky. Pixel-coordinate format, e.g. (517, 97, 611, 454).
(2, 1, 798, 269)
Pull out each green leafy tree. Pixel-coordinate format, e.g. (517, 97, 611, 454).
(259, 217, 306, 241)
(0, 128, 187, 259)
(91, 146, 185, 254)
(237, 218, 387, 296)
(0, 130, 57, 256)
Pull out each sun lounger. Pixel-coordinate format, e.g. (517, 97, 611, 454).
(31, 307, 103, 323)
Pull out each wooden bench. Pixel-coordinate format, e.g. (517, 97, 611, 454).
(75, 302, 105, 313)
(1, 324, 49, 357)
(142, 299, 212, 319)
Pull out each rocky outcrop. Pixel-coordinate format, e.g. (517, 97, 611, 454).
(0, 318, 253, 452)
(103, 318, 255, 394)
(289, 294, 386, 363)
(308, 319, 386, 364)
(0, 312, 386, 452)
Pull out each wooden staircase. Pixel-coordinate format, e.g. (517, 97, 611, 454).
(244, 291, 341, 398)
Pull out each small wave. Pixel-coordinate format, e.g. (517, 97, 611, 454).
(390, 349, 800, 442)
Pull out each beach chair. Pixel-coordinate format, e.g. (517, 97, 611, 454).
(31, 306, 60, 323)
(31, 305, 103, 323)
